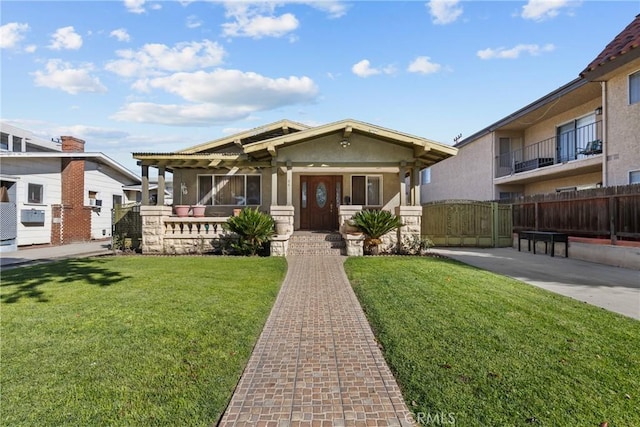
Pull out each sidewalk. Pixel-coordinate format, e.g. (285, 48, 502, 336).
(432, 247, 640, 320)
(0, 240, 112, 270)
(218, 255, 414, 426)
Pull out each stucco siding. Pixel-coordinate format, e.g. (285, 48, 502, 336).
(278, 133, 414, 163)
(524, 171, 603, 195)
(604, 59, 640, 186)
(422, 133, 494, 202)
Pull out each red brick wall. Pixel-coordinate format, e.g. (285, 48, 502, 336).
(51, 205, 63, 245)
(59, 136, 91, 243)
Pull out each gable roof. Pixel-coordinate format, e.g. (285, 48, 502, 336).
(581, 14, 640, 78)
(243, 118, 457, 165)
(179, 119, 310, 154)
(133, 118, 457, 170)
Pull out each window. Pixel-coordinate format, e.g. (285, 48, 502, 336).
(0, 133, 8, 151)
(27, 183, 43, 204)
(113, 195, 122, 207)
(630, 70, 640, 105)
(12, 136, 22, 152)
(630, 170, 640, 184)
(351, 175, 382, 206)
(420, 168, 431, 184)
(557, 114, 597, 162)
(198, 175, 261, 206)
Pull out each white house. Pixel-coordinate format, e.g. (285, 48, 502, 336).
(0, 123, 141, 251)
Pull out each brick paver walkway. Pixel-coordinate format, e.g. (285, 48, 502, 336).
(218, 255, 414, 427)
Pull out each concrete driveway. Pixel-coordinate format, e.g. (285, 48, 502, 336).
(432, 247, 640, 320)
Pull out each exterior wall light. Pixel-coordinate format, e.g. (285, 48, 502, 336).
(340, 140, 351, 148)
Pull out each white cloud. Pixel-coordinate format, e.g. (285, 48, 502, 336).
(303, 1, 348, 18)
(112, 69, 318, 126)
(477, 43, 555, 59)
(0, 22, 30, 49)
(521, 0, 574, 21)
(110, 28, 131, 42)
(25, 45, 37, 53)
(32, 59, 107, 94)
(351, 59, 396, 78)
(407, 56, 442, 74)
(145, 69, 318, 106)
(223, 11, 299, 39)
(105, 40, 226, 78)
(124, 0, 146, 14)
(48, 26, 83, 50)
(427, 0, 463, 25)
(112, 102, 256, 126)
(352, 60, 379, 77)
(54, 125, 130, 140)
(186, 15, 203, 29)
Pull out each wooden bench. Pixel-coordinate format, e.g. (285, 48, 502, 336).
(518, 231, 568, 257)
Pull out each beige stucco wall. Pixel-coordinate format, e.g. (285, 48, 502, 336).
(523, 171, 603, 195)
(421, 133, 494, 202)
(521, 99, 601, 148)
(603, 58, 640, 186)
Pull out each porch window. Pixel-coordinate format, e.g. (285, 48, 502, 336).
(27, 183, 43, 204)
(630, 70, 640, 105)
(351, 175, 382, 206)
(198, 175, 261, 206)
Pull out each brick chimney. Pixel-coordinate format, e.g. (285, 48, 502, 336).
(59, 136, 91, 243)
(61, 135, 85, 153)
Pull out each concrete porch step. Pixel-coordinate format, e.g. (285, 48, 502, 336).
(288, 232, 345, 256)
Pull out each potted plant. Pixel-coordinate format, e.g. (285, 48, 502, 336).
(191, 205, 206, 217)
(352, 209, 403, 255)
(174, 182, 190, 217)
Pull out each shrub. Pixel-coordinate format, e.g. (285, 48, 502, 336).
(352, 210, 403, 254)
(223, 208, 275, 256)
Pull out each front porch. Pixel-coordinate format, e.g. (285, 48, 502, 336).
(133, 119, 458, 256)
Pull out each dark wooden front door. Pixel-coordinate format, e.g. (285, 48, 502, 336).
(300, 175, 341, 230)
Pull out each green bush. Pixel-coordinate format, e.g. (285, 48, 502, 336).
(223, 207, 275, 256)
(352, 210, 403, 254)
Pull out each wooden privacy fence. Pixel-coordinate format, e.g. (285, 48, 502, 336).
(508, 184, 640, 244)
(112, 203, 142, 249)
(422, 200, 513, 247)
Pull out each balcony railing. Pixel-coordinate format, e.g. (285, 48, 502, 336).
(496, 120, 602, 178)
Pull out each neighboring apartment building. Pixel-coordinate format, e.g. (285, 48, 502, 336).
(422, 14, 640, 202)
(0, 123, 141, 251)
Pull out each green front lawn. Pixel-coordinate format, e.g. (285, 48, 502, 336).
(345, 257, 639, 427)
(1, 256, 286, 426)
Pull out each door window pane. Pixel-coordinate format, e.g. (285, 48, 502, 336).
(301, 181, 307, 208)
(316, 182, 327, 208)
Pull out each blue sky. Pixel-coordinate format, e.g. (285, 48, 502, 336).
(2, 1, 639, 175)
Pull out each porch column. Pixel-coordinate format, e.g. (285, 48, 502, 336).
(286, 161, 293, 206)
(271, 159, 278, 206)
(412, 165, 421, 206)
(141, 165, 150, 205)
(399, 162, 407, 206)
(157, 166, 165, 206)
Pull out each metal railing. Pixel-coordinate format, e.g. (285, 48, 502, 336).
(496, 120, 602, 178)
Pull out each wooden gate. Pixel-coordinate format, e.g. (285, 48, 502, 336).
(112, 203, 142, 249)
(422, 200, 512, 247)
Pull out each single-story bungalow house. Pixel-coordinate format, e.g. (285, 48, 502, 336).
(133, 119, 457, 255)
